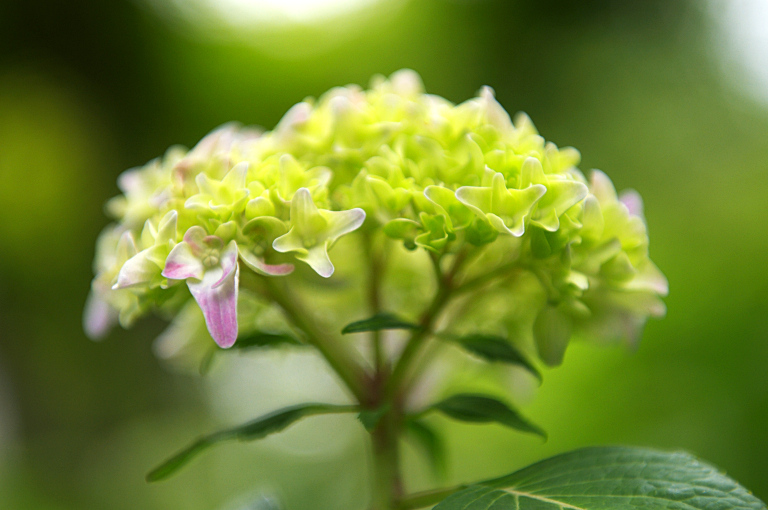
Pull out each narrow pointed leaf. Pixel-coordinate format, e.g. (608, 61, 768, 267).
(434, 446, 767, 510)
(452, 334, 541, 381)
(146, 403, 357, 482)
(234, 331, 303, 350)
(431, 394, 546, 439)
(145, 430, 235, 483)
(406, 419, 447, 479)
(341, 313, 420, 334)
(200, 331, 305, 374)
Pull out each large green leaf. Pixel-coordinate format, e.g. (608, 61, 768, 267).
(451, 334, 541, 381)
(433, 446, 767, 510)
(146, 403, 357, 482)
(430, 394, 546, 439)
(341, 313, 419, 334)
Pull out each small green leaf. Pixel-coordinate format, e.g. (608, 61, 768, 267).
(145, 429, 240, 483)
(234, 331, 303, 349)
(406, 419, 447, 479)
(146, 403, 357, 482)
(452, 334, 541, 381)
(341, 313, 419, 334)
(434, 446, 768, 510)
(431, 394, 546, 439)
(358, 404, 391, 431)
(199, 331, 303, 375)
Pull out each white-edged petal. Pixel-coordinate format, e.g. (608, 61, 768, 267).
(114, 249, 160, 288)
(272, 230, 306, 254)
(323, 208, 366, 240)
(299, 245, 334, 278)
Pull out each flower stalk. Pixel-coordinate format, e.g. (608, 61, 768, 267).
(85, 70, 669, 509)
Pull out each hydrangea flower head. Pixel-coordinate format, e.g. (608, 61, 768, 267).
(85, 70, 666, 364)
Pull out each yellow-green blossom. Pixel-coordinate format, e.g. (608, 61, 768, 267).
(85, 70, 666, 360)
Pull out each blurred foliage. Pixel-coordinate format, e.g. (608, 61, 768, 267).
(0, 0, 767, 509)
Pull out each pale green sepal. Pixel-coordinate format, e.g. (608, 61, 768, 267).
(456, 172, 546, 237)
(383, 218, 421, 239)
(238, 247, 294, 276)
(242, 217, 288, 241)
(579, 195, 604, 240)
(424, 185, 474, 230)
(299, 246, 335, 278)
(271, 230, 306, 256)
(272, 188, 365, 277)
(246, 196, 275, 218)
(214, 221, 237, 242)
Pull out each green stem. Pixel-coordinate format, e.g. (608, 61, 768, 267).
(453, 261, 521, 296)
(364, 232, 386, 372)
(385, 250, 466, 401)
(370, 409, 404, 510)
(262, 277, 371, 403)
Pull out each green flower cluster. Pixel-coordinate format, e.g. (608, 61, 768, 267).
(85, 70, 666, 364)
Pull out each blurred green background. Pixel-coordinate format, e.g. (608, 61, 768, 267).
(1, 0, 767, 508)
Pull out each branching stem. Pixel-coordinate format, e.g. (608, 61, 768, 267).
(364, 232, 386, 372)
(385, 249, 467, 402)
(261, 276, 371, 404)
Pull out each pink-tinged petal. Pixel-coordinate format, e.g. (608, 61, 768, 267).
(83, 289, 118, 340)
(239, 248, 294, 276)
(162, 242, 204, 280)
(589, 170, 618, 203)
(619, 189, 644, 218)
(182, 226, 208, 256)
(187, 263, 239, 348)
(276, 102, 311, 136)
(213, 241, 239, 288)
(116, 167, 143, 194)
(202, 235, 224, 252)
